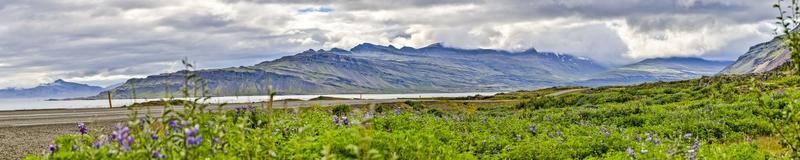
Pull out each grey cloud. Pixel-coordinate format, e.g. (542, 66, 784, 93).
(0, 0, 780, 88)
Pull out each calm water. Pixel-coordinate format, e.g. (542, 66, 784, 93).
(0, 92, 498, 111)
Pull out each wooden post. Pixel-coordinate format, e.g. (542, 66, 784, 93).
(107, 91, 113, 109)
(268, 93, 274, 111)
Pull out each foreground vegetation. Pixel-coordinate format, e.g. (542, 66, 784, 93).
(27, 67, 800, 159)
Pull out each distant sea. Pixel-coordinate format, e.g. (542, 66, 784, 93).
(0, 92, 498, 111)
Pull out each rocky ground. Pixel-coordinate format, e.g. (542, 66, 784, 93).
(0, 121, 119, 160)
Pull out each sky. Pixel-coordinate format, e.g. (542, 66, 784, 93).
(0, 0, 780, 88)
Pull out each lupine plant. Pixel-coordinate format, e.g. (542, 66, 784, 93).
(28, 56, 800, 159)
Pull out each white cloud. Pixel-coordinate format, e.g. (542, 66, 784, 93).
(0, 0, 779, 88)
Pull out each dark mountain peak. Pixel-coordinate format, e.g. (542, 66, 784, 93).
(329, 47, 350, 53)
(351, 43, 383, 51)
(54, 79, 66, 83)
(523, 48, 538, 53)
(422, 42, 445, 49)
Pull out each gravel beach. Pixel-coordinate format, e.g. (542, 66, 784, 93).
(0, 121, 119, 160)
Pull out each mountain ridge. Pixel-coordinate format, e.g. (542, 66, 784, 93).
(0, 79, 104, 99)
(92, 43, 607, 98)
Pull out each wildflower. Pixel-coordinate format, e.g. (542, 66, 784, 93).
(747, 137, 753, 142)
(77, 123, 88, 134)
(688, 140, 701, 159)
(394, 107, 400, 115)
(555, 131, 563, 137)
(506, 147, 511, 151)
(684, 133, 692, 139)
(333, 115, 339, 125)
(169, 120, 180, 133)
(181, 121, 191, 127)
(93, 141, 102, 149)
(626, 147, 634, 156)
(342, 116, 350, 126)
(213, 138, 221, 145)
(152, 149, 166, 159)
(49, 144, 57, 154)
(187, 135, 203, 147)
(185, 125, 203, 148)
(482, 140, 487, 147)
(528, 125, 536, 135)
(653, 139, 660, 145)
(151, 133, 159, 140)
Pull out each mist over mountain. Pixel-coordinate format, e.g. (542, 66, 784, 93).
(0, 79, 104, 99)
(578, 57, 734, 87)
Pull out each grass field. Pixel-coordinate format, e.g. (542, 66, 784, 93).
(25, 68, 800, 159)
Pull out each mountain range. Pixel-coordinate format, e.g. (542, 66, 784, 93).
(720, 36, 790, 74)
(78, 43, 736, 99)
(0, 79, 104, 99)
(578, 57, 733, 86)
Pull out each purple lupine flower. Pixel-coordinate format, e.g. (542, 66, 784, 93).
(364, 122, 370, 128)
(342, 116, 350, 126)
(72, 145, 79, 151)
(249, 105, 256, 115)
(528, 125, 536, 135)
(600, 127, 611, 136)
(77, 123, 88, 134)
(645, 134, 652, 141)
(333, 115, 339, 125)
(213, 138, 221, 145)
(626, 147, 634, 156)
(684, 133, 692, 139)
(151, 133, 159, 140)
(49, 144, 57, 154)
(169, 120, 180, 133)
(506, 147, 511, 151)
(394, 108, 400, 115)
(93, 141, 102, 149)
(185, 125, 202, 148)
(653, 139, 660, 145)
(181, 121, 191, 128)
(688, 140, 701, 159)
(747, 137, 753, 142)
(481, 140, 487, 147)
(184, 125, 199, 138)
(152, 150, 166, 159)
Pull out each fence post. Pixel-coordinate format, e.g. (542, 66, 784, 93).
(107, 91, 113, 109)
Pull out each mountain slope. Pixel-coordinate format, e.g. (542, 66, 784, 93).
(0, 79, 104, 98)
(720, 36, 790, 74)
(577, 57, 733, 86)
(96, 43, 609, 98)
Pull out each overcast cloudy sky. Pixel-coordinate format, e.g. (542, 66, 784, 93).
(0, 0, 779, 88)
